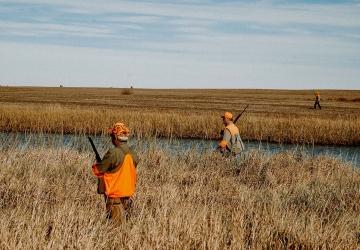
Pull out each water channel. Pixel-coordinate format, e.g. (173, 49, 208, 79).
(1, 132, 359, 167)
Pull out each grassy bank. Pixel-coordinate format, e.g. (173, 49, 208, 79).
(0, 103, 359, 145)
(0, 142, 359, 248)
(0, 87, 359, 145)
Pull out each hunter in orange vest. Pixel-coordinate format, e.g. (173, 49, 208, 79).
(92, 122, 139, 224)
(218, 112, 245, 156)
(314, 91, 321, 109)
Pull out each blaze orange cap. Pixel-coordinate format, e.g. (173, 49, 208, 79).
(221, 111, 233, 120)
(108, 122, 130, 137)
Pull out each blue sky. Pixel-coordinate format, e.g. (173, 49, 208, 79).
(0, 0, 359, 89)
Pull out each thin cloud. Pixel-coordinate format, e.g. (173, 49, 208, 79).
(0, 0, 359, 88)
(0, 21, 113, 37)
(1, 0, 360, 27)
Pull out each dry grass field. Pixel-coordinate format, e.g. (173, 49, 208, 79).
(0, 141, 359, 249)
(1, 87, 359, 248)
(0, 87, 359, 145)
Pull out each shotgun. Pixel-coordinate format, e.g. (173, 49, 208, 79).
(233, 105, 249, 124)
(88, 137, 101, 163)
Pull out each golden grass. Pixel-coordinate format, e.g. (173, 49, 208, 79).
(0, 103, 359, 145)
(121, 88, 134, 95)
(0, 87, 359, 145)
(0, 141, 359, 249)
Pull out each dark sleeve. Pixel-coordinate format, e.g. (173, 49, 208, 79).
(95, 149, 116, 173)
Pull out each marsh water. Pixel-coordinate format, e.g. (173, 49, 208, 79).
(1, 132, 359, 167)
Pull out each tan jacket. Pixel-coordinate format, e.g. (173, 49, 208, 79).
(221, 122, 245, 154)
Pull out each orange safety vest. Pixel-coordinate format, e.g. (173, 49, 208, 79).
(92, 154, 137, 198)
(219, 123, 240, 149)
(226, 123, 239, 136)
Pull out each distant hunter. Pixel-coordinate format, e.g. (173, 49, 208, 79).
(314, 91, 321, 109)
(218, 112, 245, 156)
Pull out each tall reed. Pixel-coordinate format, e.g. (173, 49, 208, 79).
(0, 103, 359, 145)
(0, 140, 359, 249)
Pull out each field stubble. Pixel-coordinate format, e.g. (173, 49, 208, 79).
(0, 140, 359, 249)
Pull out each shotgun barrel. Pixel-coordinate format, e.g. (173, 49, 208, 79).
(234, 105, 249, 124)
(88, 137, 101, 162)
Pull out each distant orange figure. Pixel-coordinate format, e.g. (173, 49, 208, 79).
(314, 91, 321, 109)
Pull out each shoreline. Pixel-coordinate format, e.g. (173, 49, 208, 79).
(1, 130, 359, 147)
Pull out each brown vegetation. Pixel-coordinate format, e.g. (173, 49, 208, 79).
(121, 88, 134, 95)
(0, 87, 359, 145)
(336, 97, 360, 102)
(0, 142, 359, 249)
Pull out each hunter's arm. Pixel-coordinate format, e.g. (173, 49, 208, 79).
(219, 129, 231, 149)
(94, 149, 116, 173)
